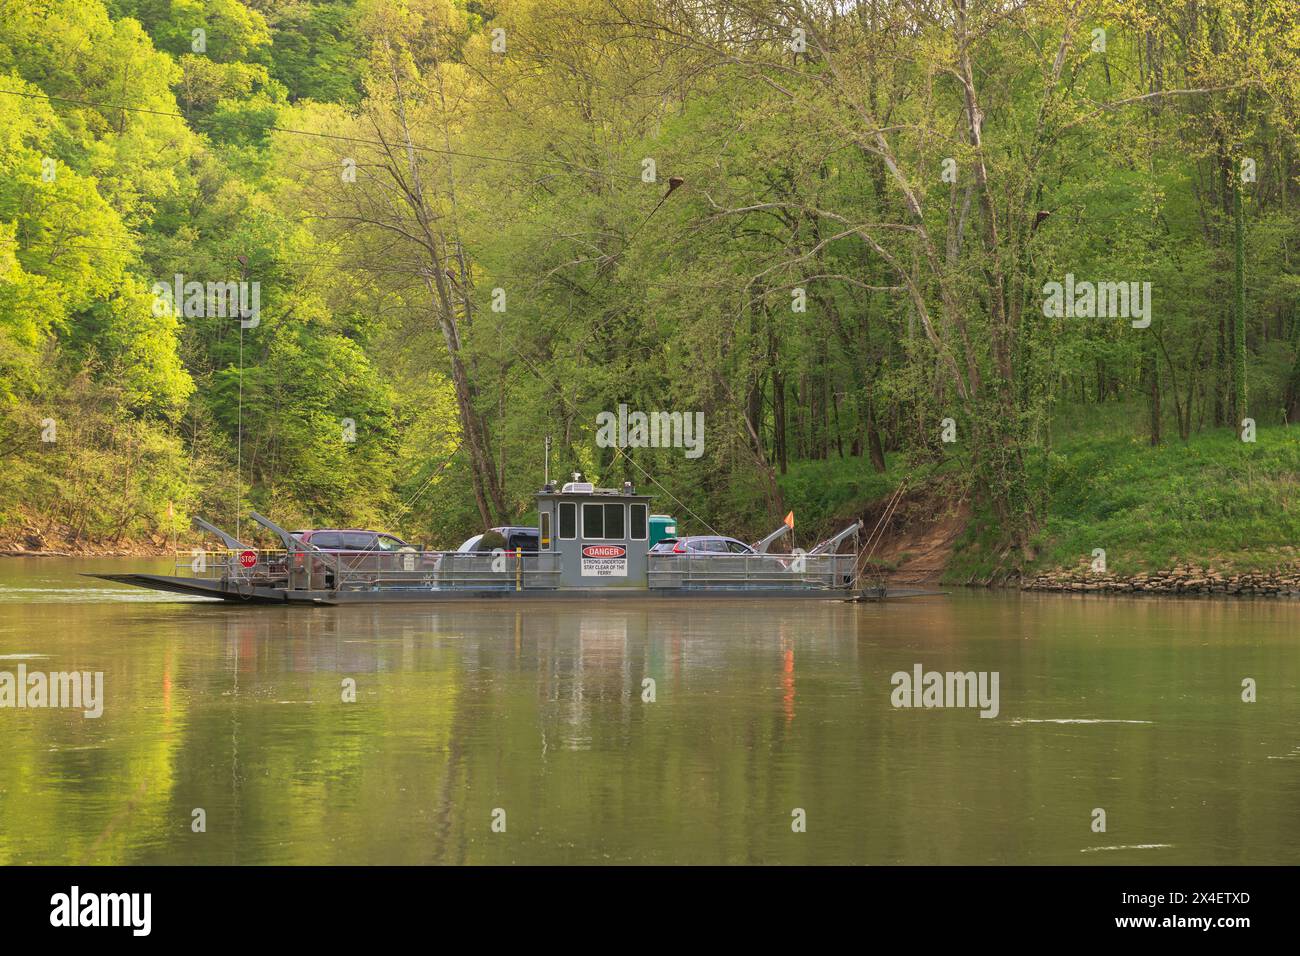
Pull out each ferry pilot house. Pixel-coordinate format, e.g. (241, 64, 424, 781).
(537, 479, 654, 589)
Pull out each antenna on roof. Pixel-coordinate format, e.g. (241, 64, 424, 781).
(544, 435, 551, 487)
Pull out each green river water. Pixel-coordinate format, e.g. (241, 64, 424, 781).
(0, 558, 1296, 864)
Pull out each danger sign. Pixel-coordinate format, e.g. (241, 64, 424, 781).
(239, 550, 257, 569)
(581, 544, 627, 577)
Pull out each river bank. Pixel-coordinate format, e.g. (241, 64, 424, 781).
(796, 413, 1300, 595)
(0, 530, 176, 558)
(1023, 565, 1300, 596)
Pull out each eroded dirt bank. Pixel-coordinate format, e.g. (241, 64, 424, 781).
(852, 491, 970, 587)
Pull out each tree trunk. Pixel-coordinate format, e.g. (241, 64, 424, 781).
(772, 369, 788, 475)
(1232, 179, 1248, 423)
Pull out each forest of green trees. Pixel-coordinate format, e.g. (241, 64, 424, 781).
(2, 0, 1299, 575)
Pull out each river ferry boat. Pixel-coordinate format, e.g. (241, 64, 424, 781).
(89, 478, 868, 605)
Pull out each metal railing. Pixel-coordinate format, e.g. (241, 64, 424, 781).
(647, 552, 858, 590)
(178, 548, 854, 593)
(177, 548, 562, 592)
(176, 549, 282, 581)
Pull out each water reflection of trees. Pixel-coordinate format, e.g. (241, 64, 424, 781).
(7, 596, 1295, 864)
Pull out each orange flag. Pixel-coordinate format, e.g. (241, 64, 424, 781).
(783, 511, 794, 529)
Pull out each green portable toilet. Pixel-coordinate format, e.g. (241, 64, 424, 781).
(649, 514, 677, 548)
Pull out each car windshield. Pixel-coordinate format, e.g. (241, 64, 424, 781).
(375, 535, 405, 552)
(458, 534, 483, 552)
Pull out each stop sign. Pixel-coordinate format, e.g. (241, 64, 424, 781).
(239, 550, 257, 569)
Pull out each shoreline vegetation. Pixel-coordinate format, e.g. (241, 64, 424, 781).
(8, 406, 1299, 600)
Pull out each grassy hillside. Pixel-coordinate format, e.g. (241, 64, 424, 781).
(781, 403, 1300, 583)
(1026, 406, 1300, 576)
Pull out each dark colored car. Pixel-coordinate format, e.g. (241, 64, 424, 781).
(288, 528, 431, 587)
(436, 526, 543, 587)
(454, 526, 540, 553)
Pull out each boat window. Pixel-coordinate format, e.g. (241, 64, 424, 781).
(559, 502, 576, 539)
(604, 503, 625, 539)
(582, 503, 604, 539)
(540, 511, 551, 550)
(630, 504, 647, 540)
